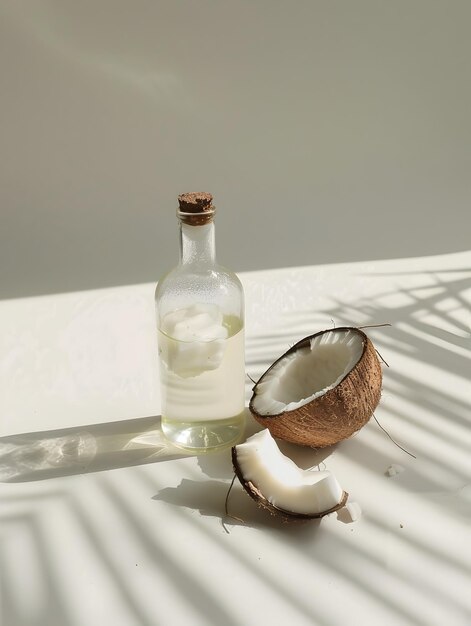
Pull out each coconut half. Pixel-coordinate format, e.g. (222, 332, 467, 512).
(249, 327, 382, 447)
(232, 429, 348, 520)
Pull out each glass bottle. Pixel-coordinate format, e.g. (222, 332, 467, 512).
(155, 192, 246, 452)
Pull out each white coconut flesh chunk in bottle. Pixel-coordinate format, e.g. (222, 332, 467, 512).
(232, 429, 347, 518)
(252, 329, 364, 415)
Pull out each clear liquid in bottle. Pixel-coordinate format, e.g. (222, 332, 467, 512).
(158, 305, 245, 451)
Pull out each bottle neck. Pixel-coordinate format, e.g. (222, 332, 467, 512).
(179, 221, 216, 266)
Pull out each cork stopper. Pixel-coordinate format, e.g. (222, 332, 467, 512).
(177, 192, 215, 225)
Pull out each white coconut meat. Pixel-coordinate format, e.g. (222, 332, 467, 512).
(252, 329, 364, 416)
(234, 429, 345, 516)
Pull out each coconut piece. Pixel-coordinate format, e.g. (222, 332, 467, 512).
(232, 429, 348, 520)
(249, 327, 383, 447)
(337, 501, 362, 523)
(386, 464, 405, 477)
(160, 304, 228, 377)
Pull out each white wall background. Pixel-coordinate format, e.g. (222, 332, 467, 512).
(0, 0, 470, 299)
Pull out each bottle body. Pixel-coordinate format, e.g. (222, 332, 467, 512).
(155, 201, 245, 451)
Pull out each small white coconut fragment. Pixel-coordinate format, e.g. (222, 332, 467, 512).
(337, 501, 362, 523)
(232, 429, 348, 520)
(386, 464, 405, 477)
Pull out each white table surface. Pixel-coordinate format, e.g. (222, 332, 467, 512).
(1, 251, 470, 626)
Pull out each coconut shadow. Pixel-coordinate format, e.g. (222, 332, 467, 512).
(153, 477, 323, 537)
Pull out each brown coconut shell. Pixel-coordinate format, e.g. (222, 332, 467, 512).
(231, 446, 348, 521)
(249, 327, 382, 448)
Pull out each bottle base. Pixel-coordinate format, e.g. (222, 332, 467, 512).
(161, 413, 246, 453)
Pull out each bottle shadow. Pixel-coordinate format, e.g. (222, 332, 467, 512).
(0, 415, 186, 483)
